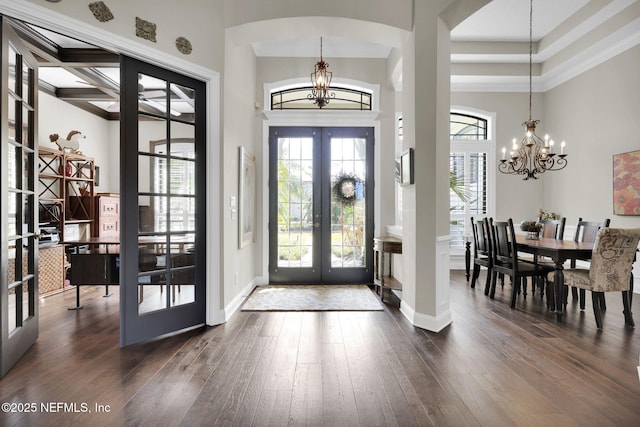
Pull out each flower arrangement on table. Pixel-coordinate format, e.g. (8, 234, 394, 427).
(520, 220, 542, 239)
(538, 208, 559, 220)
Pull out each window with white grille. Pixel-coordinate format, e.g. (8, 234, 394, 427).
(450, 112, 494, 251)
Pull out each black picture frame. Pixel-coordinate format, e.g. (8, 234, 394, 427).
(400, 148, 414, 186)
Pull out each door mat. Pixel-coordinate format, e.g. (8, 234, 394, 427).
(241, 284, 384, 311)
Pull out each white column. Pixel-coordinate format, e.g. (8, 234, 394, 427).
(399, 2, 478, 331)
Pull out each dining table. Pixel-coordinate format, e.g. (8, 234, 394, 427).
(515, 235, 594, 321)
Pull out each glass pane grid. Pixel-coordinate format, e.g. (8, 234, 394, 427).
(449, 148, 488, 248)
(330, 138, 366, 268)
(277, 138, 313, 268)
(138, 76, 198, 314)
(450, 113, 488, 140)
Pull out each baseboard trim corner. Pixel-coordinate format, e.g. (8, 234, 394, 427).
(400, 300, 452, 333)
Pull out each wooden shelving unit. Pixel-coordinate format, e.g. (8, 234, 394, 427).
(38, 147, 95, 242)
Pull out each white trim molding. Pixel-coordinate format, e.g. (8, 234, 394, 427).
(399, 235, 453, 333)
(400, 302, 453, 333)
(224, 277, 264, 321)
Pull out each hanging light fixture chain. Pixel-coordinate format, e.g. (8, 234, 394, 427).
(529, 0, 533, 121)
(308, 36, 334, 108)
(498, 0, 568, 179)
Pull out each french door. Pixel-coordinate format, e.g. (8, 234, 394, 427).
(0, 18, 39, 377)
(269, 127, 373, 284)
(120, 56, 206, 346)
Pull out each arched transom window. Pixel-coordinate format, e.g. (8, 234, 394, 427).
(271, 86, 372, 110)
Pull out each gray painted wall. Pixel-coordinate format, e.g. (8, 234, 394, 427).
(543, 44, 640, 230)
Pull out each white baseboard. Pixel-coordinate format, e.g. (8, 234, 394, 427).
(399, 300, 452, 333)
(207, 307, 226, 326)
(224, 277, 264, 321)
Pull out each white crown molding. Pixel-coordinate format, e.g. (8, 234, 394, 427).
(451, 3, 640, 92)
(451, 75, 545, 92)
(452, 16, 640, 93)
(543, 16, 640, 91)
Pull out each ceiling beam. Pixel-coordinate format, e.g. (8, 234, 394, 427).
(55, 87, 116, 102)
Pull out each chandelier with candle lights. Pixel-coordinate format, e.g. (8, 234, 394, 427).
(308, 37, 334, 108)
(499, 0, 567, 180)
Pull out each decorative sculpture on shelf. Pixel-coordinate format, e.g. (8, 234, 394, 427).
(49, 130, 85, 152)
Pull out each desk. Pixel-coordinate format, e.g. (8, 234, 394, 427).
(373, 236, 402, 302)
(64, 236, 194, 310)
(64, 237, 120, 310)
(516, 235, 594, 321)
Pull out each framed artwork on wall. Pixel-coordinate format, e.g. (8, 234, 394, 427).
(613, 149, 640, 215)
(239, 146, 256, 247)
(400, 148, 414, 186)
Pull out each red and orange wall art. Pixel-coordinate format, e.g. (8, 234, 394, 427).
(613, 150, 640, 215)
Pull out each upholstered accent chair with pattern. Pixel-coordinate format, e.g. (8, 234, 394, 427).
(569, 218, 610, 310)
(563, 228, 640, 330)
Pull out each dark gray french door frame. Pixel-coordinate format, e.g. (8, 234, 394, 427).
(0, 17, 39, 377)
(120, 55, 206, 347)
(269, 126, 374, 284)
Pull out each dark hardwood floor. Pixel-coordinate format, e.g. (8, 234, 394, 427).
(1, 270, 640, 426)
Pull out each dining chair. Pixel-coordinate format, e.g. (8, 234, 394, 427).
(563, 227, 640, 330)
(539, 217, 566, 240)
(528, 217, 566, 299)
(470, 217, 492, 292)
(570, 218, 611, 309)
(488, 218, 555, 308)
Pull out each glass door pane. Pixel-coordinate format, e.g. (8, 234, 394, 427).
(277, 137, 314, 268)
(329, 137, 367, 268)
(137, 76, 197, 314)
(269, 127, 321, 283)
(321, 128, 373, 284)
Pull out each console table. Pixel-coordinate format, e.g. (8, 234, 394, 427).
(373, 236, 402, 301)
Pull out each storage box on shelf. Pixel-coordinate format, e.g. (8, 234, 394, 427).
(94, 194, 120, 238)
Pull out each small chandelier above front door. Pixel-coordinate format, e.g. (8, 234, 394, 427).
(308, 37, 334, 108)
